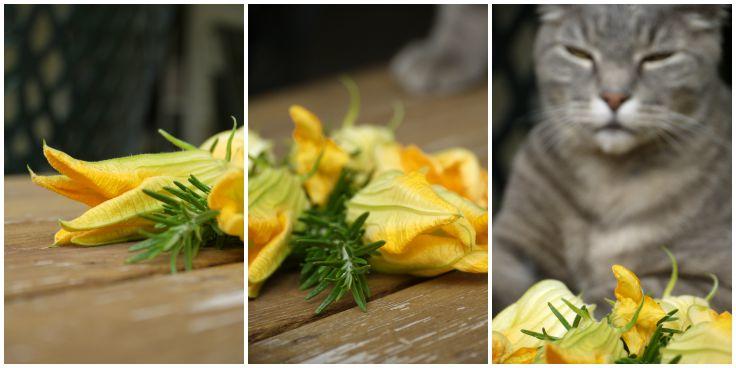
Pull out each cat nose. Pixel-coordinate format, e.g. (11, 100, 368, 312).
(600, 92, 630, 111)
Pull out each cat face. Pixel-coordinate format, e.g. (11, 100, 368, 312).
(534, 5, 725, 155)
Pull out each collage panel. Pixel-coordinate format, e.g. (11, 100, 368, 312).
(491, 4, 732, 365)
(4, 4, 245, 363)
(248, 4, 489, 364)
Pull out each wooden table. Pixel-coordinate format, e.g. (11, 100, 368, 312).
(248, 66, 488, 363)
(4, 177, 245, 363)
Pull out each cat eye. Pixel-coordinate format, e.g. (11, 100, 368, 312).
(564, 45, 594, 61)
(641, 52, 675, 64)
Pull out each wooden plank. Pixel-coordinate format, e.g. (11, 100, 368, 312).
(5, 219, 244, 300)
(5, 176, 88, 222)
(4, 176, 245, 300)
(5, 263, 245, 364)
(248, 270, 420, 343)
(248, 66, 488, 166)
(249, 271, 488, 364)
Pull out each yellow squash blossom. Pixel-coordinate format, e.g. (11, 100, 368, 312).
(492, 279, 595, 351)
(200, 127, 245, 240)
(374, 143, 488, 208)
(609, 264, 666, 356)
(30, 142, 230, 246)
(248, 167, 308, 298)
(290, 105, 349, 205)
(332, 124, 394, 179)
(661, 311, 731, 364)
(542, 319, 626, 363)
(658, 295, 710, 331)
(345, 170, 485, 276)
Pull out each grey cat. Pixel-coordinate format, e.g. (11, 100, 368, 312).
(391, 4, 487, 94)
(492, 5, 731, 314)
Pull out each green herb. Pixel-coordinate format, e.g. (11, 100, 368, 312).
(520, 299, 682, 364)
(127, 175, 238, 273)
(292, 169, 385, 314)
(614, 309, 682, 364)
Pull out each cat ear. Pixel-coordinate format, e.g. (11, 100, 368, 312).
(676, 5, 729, 31)
(537, 5, 572, 23)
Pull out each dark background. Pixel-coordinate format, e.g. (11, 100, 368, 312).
(5, 4, 244, 174)
(248, 4, 435, 97)
(491, 4, 732, 213)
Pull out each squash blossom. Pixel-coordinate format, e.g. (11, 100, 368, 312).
(492, 280, 595, 352)
(248, 167, 308, 298)
(609, 264, 666, 356)
(331, 124, 394, 181)
(29, 139, 233, 246)
(201, 127, 245, 240)
(542, 319, 626, 363)
(657, 295, 710, 331)
(374, 143, 488, 208)
(345, 170, 486, 276)
(661, 311, 731, 364)
(290, 105, 350, 205)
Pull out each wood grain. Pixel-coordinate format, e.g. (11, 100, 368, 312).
(5, 263, 244, 363)
(249, 271, 488, 364)
(248, 270, 421, 343)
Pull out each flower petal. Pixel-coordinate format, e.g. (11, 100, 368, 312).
(492, 279, 595, 350)
(347, 170, 473, 254)
(369, 234, 467, 276)
(29, 168, 107, 206)
(290, 105, 350, 205)
(543, 320, 626, 364)
(209, 169, 244, 240)
(43, 143, 227, 198)
(661, 311, 731, 364)
(248, 212, 293, 298)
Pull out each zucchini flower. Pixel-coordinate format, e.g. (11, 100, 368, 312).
(542, 319, 627, 363)
(374, 143, 488, 208)
(609, 265, 666, 356)
(30, 143, 230, 246)
(345, 170, 486, 276)
(248, 167, 308, 298)
(290, 105, 350, 205)
(660, 311, 731, 364)
(200, 127, 245, 240)
(332, 124, 394, 180)
(492, 280, 595, 351)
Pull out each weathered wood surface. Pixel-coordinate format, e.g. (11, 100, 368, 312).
(248, 270, 420, 342)
(4, 176, 245, 363)
(248, 66, 489, 363)
(250, 272, 487, 364)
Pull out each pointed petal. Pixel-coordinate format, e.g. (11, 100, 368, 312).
(29, 168, 107, 206)
(59, 176, 179, 231)
(43, 143, 226, 198)
(369, 234, 467, 276)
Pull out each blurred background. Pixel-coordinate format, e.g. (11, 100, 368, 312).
(4, 4, 244, 174)
(491, 4, 732, 214)
(249, 4, 487, 169)
(249, 5, 434, 97)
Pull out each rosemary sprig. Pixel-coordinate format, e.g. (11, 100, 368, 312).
(292, 169, 385, 314)
(127, 175, 238, 273)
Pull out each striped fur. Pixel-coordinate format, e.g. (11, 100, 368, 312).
(492, 5, 731, 314)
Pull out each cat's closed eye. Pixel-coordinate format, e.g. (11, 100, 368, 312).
(564, 45, 594, 61)
(641, 51, 675, 64)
